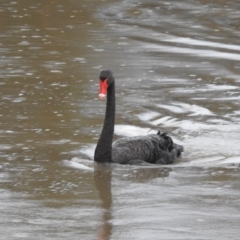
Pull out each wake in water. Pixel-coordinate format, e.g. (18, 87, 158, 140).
(178, 156, 240, 168)
(63, 157, 94, 171)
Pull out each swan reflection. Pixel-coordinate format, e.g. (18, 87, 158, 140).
(94, 164, 113, 240)
(94, 161, 173, 240)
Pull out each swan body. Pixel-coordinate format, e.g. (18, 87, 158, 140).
(94, 70, 183, 165)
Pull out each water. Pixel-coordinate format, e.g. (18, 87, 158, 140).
(0, 0, 240, 239)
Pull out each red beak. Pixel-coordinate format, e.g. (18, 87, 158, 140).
(99, 79, 108, 99)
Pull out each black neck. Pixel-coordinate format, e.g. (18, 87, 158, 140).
(94, 80, 115, 163)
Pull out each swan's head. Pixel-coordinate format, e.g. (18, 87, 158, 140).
(98, 70, 114, 99)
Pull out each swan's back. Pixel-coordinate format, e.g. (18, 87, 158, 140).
(112, 132, 183, 165)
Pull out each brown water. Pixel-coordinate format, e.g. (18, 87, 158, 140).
(1, 0, 240, 239)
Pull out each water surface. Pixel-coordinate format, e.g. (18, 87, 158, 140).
(0, 0, 240, 239)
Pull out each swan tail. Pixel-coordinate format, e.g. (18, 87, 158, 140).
(174, 143, 184, 157)
(156, 130, 184, 161)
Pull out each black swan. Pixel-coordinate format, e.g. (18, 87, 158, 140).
(94, 70, 183, 165)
